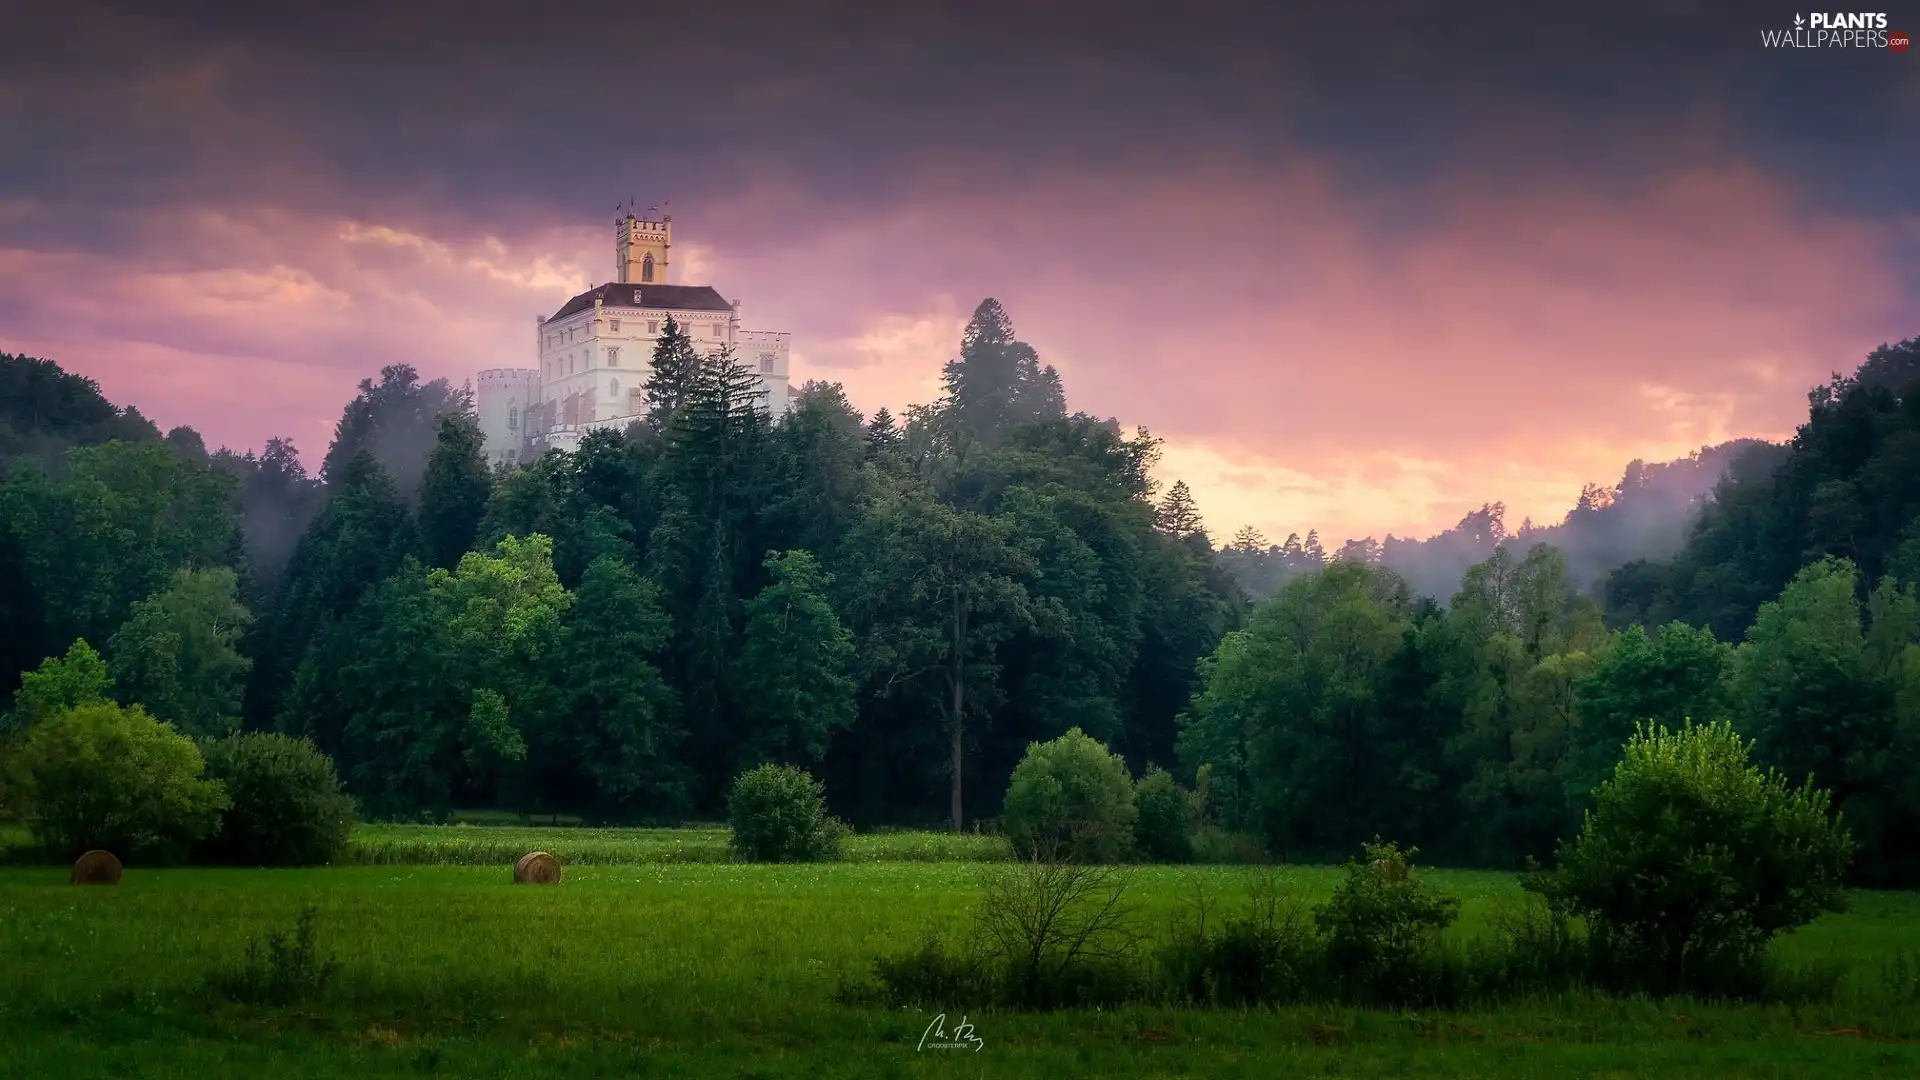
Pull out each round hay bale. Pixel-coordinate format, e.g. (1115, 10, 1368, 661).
(71, 850, 123, 885)
(513, 851, 561, 885)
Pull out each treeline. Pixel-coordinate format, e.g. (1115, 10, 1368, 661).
(3, 326, 1916, 885)
(0, 304, 1242, 830)
(1216, 440, 1776, 604)
(1183, 336, 1920, 886)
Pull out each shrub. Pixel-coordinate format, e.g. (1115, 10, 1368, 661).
(210, 906, 341, 1005)
(197, 733, 356, 866)
(871, 853, 1144, 1010)
(1525, 719, 1854, 996)
(11, 702, 228, 860)
(1001, 727, 1137, 864)
(972, 853, 1144, 1007)
(864, 931, 989, 1007)
(1190, 825, 1269, 865)
(1160, 867, 1315, 1006)
(1314, 839, 1461, 1006)
(1133, 765, 1194, 863)
(727, 763, 845, 862)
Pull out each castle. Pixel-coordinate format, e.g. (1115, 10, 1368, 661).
(474, 211, 793, 466)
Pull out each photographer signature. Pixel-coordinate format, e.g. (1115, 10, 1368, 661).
(918, 1012, 985, 1051)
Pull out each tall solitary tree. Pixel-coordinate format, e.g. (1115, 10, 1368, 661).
(939, 299, 1066, 454)
(850, 489, 1034, 832)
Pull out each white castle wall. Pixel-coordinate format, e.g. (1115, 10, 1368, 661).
(739, 329, 793, 415)
(476, 367, 539, 467)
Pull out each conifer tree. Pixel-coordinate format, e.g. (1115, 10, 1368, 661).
(864, 407, 902, 458)
(939, 298, 1067, 453)
(643, 317, 702, 430)
(1230, 526, 1267, 553)
(1155, 480, 1205, 540)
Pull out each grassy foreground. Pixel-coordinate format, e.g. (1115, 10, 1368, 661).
(2, 834, 1919, 1078)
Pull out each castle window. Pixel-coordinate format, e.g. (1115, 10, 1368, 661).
(508, 406, 519, 430)
(647, 320, 659, 334)
(608, 347, 620, 367)
(628, 388, 644, 415)
(641, 253, 655, 282)
(759, 353, 775, 374)
(609, 378, 620, 396)
(710, 324, 722, 338)
(610, 319, 621, 332)
(634, 290, 644, 304)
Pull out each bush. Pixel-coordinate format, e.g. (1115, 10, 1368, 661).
(1190, 825, 1269, 865)
(210, 906, 341, 1005)
(1133, 765, 1194, 863)
(1314, 840, 1461, 1006)
(197, 733, 357, 866)
(727, 764, 845, 862)
(1001, 727, 1137, 864)
(1525, 719, 1854, 996)
(10, 702, 228, 860)
(871, 855, 1145, 1010)
(1161, 868, 1315, 1006)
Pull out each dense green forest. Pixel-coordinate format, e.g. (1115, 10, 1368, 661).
(2, 316, 1916, 883)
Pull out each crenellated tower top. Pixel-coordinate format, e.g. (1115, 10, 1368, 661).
(615, 210, 672, 285)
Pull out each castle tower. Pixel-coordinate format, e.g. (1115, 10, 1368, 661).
(615, 211, 671, 285)
(476, 366, 540, 468)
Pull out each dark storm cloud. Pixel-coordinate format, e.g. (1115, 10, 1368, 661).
(7, 0, 1912, 225)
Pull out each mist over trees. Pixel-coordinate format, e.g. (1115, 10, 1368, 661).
(1218, 439, 1779, 605)
(3, 323, 1916, 883)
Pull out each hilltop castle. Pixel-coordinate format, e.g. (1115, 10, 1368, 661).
(474, 211, 793, 466)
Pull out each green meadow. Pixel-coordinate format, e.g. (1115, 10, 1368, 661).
(3, 827, 1920, 1079)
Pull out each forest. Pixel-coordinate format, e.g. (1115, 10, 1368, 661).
(2, 306, 1916, 883)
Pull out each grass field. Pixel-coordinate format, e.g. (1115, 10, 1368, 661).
(2, 827, 1918, 1078)
(342, 822, 1014, 865)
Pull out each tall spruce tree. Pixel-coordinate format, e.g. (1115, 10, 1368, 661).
(1155, 480, 1206, 543)
(940, 299, 1067, 454)
(643, 317, 702, 430)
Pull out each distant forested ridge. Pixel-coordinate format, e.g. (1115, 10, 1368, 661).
(1604, 338, 1920, 639)
(1217, 439, 1780, 604)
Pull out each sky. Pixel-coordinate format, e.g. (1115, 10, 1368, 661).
(2, 0, 1916, 545)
